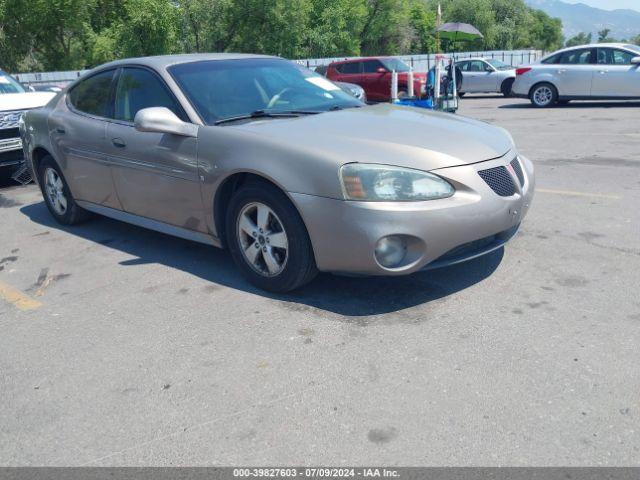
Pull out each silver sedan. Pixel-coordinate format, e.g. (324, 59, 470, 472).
(512, 43, 640, 107)
(21, 54, 535, 292)
(457, 58, 516, 97)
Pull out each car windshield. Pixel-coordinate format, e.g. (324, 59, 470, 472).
(486, 59, 513, 70)
(0, 71, 26, 94)
(625, 44, 640, 54)
(380, 58, 411, 72)
(169, 58, 363, 125)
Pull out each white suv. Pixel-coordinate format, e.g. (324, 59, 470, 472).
(1, 69, 55, 182)
(512, 43, 640, 107)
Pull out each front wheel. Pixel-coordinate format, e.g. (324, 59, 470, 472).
(530, 83, 558, 108)
(225, 180, 318, 292)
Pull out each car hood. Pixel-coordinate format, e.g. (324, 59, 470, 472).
(231, 104, 513, 170)
(0, 91, 56, 112)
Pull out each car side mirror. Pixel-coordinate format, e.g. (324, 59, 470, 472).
(376, 67, 387, 74)
(134, 107, 197, 137)
(631, 56, 640, 65)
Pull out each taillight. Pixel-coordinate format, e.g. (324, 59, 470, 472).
(516, 67, 532, 76)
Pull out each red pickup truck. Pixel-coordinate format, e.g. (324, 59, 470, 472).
(326, 57, 426, 102)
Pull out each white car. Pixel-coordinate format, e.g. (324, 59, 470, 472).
(457, 58, 517, 97)
(512, 43, 640, 107)
(1, 69, 55, 182)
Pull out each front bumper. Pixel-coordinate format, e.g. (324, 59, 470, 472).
(0, 137, 25, 173)
(292, 153, 535, 276)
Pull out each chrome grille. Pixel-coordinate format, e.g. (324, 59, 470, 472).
(510, 157, 525, 187)
(478, 166, 516, 197)
(0, 110, 28, 129)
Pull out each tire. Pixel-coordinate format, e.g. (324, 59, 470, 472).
(225, 180, 318, 292)
(530, 82, 558, 108)
(397, 89, 408, 99)
(501, 78, 515, 97)
(458, 92, 466, 98)
(38, 155, 91, 225)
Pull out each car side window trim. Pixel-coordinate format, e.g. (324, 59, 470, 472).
(107, 65, 190, 127)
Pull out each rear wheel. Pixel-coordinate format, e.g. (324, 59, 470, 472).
(501, 78, 515, 97)
(38, 155, 91, 225)
(225, 180, 318, 292)
(530, 83, 558, 108)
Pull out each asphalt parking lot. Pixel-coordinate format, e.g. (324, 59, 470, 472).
(1, 96, 639, 466)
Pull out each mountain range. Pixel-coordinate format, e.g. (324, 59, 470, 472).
(526, 0, 640, 40)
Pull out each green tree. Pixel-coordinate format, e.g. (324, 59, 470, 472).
(0, 0, 567, 72)
(359, 0, 416, 55)
(597, 28, 615, 43)
(117, 0, 179, 57)
(565, 32, 592, 47)
(408, 0, 436, 54)
(2, 0, 95, 71)
(305, 0, 366, 58)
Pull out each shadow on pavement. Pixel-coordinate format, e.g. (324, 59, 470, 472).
(20, 201, 504, 317)
(460, 94, 505, 100)
(500, 100, 640, 109)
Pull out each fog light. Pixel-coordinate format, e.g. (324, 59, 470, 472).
(375, 236, 407, 268)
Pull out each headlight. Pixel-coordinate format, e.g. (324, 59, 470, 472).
(340, 163, 454, 201)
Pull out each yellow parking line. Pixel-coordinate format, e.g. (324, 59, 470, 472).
(0, 282, 42, 311)
(537, 188, 620, 200)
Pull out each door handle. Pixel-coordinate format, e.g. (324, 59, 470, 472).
(55, 127, 66, 134)
(598, 70, 608, 75)
(557, 69, 566, 74)
(111, 138, 126, 148)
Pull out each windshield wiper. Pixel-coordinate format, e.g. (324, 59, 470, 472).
(328, 105, 363, 111)
(214, 110, 320, 125)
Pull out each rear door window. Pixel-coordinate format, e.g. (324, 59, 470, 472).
(68, 69, 116, 117)
(362, 60, 385, 73)
(337, 62, 361, 74)
(541, 53, 561, 64)
(559, 49, 594, 65)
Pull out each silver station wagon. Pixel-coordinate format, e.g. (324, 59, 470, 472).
(21, 54, 535, 292)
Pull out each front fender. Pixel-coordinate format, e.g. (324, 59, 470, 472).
(196, 125, 345, 237)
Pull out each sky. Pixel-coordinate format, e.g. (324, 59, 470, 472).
(564, 0, 640, 10)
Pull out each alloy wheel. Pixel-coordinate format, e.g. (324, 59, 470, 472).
(44, 167, 67, 216)
(236, 202, 289, 277)
(533, 86, 553, 107)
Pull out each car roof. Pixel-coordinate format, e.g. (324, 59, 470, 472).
(329, 56, 396, 65)
(96, 53, 277, 71)
(547, 43, 633, 56)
